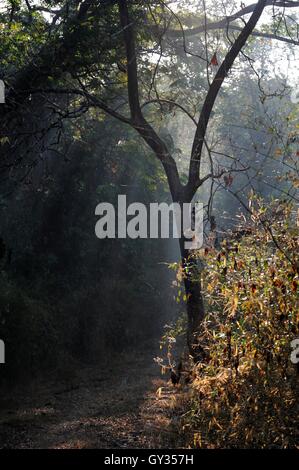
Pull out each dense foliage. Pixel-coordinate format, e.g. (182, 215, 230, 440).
(162, 198, 298, 448)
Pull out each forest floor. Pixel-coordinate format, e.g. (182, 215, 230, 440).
(0, 348, 184, 449)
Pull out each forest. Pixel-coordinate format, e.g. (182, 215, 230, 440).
(0, 0, 298, 452)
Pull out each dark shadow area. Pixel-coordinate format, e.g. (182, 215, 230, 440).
(0, 347, 167, 449)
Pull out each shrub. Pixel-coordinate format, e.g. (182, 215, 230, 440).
(166, 198, 299, 448)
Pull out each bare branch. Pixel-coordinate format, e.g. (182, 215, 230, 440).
(30, 87, 134, 126)
(118, 0, 183, 199)
(226, 24, 299, 45)
(141, 99, 198, 126)
(164, 1, 299, 38)
(185, 0, 267, 201)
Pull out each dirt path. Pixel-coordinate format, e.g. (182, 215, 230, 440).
(0, 351, 178, 449)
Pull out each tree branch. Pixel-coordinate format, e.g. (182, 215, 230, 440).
(30, 87, 134, 126)
(141, 99, 198, 127)
(185, 0, 267, 201)
(164, 1, 299, 38)
(118, 0, 183, 199)
(223, 24, 299, 46)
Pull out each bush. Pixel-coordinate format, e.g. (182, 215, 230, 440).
(166, 199, 299, 448)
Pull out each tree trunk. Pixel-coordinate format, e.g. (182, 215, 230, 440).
(180, 239, 205, 361)
(169, 188, 205, 361)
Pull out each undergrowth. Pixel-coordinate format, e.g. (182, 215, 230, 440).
(162, 198, 299, 448)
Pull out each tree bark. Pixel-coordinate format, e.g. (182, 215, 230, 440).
(180, 240, 205, 361)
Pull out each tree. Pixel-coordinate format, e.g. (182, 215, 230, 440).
(108, 0, 268, 358)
